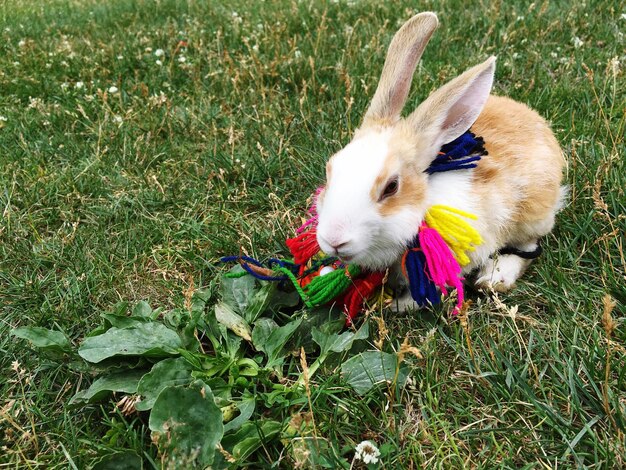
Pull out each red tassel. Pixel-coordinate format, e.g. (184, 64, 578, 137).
(342, 271, 385, 326)
(285, 228, 320, 265)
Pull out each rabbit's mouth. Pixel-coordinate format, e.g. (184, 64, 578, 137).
(338, 254, 354, 263)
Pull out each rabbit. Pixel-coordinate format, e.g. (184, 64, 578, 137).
(314, 12, 565, 311)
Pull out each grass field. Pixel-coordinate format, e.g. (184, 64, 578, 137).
(1, 0, 624, 468)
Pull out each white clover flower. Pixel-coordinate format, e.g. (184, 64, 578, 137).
(154, 48, 164, 57)
(0, 115, 7, 121)
(621, 13, 626, 20)
(573, 36, 584, 49)
(113, 115, 123, 123)
(18, 39, 26, 47)
(117, 54, 124, 60)
(156, 59, 163, 66)
(60, 82, 69, 90)
(354, 440, 380, 465)
(108, 86, 119, 94)
(178, 55, 186, 63)
(75, 81, 84, 89)
(294, 50, 302, 59)
(252, 44, 259, 52)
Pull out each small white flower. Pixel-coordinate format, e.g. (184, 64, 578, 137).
(621, 13, 626, 20)
(573, 36, 584, 49)
(354, 440, 381, 465)
(294, 50, 302, 59)
(178, 55, 186, 63)
(155, 48, 164, 57)
(75, 81, 84, 89)
(0, 116, 7, 121)
(156, 59, 163, 66)
(113, 115, 123, 123)
(108, 86, 119, 94)
(252, 44, 259, 52)
(550, 52, 558, 58)
(60, 82, 69, 90)
(117, 54, 124, 60)
(231, 11, 242, 24)
(512, 52, 519, 59)
(18, 39, 26, 47)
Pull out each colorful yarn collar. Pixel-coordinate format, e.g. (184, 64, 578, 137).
(222, 131, 486, 325)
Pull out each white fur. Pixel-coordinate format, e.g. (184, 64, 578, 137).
(475, 241, 538, 290)
(317, 130, 424, 270)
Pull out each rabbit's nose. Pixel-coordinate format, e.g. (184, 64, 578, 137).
(330, 241, 349, 252)
(318, 233, 351, 254)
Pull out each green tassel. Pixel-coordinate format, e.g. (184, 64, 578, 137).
(306, 265, 360, 306)
(224, 270, 249, 279)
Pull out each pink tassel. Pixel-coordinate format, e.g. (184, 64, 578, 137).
(296, 186, 324, 233)
(418, 223, 464, 313)
(296, 216, 317, 234)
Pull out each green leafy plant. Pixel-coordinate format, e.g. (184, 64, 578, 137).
(11, 266, 395, 467)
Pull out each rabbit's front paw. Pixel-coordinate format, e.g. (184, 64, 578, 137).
(389, 290, 420, 313)
(475, 254, 531, 292)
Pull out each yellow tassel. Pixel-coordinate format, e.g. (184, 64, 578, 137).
(424, 205, 482, 266)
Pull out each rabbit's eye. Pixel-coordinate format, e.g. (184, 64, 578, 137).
(380, 177, 399, 201)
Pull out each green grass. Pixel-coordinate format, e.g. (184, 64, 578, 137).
(1, 0, 624, 467)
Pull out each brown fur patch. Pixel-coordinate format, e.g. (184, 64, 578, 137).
(471, 95, 564, 224)
(370, 151, 427, 217)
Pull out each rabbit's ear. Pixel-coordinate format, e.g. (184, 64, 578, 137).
(362, 12, 438, 128)
(407, 56, 496, 147)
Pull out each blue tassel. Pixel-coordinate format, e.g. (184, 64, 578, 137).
(426, 131, 486, 175)
(404, 240, 440, 306)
